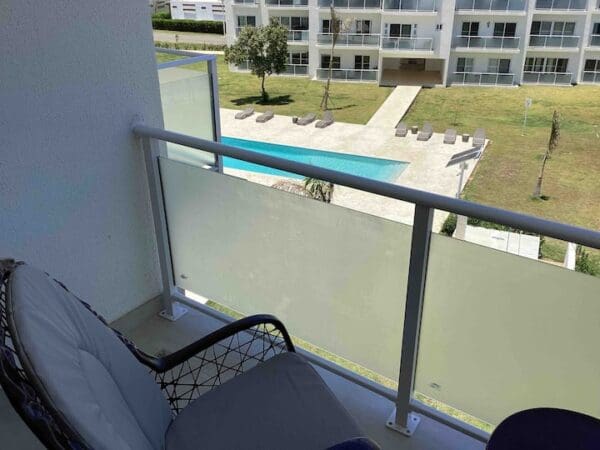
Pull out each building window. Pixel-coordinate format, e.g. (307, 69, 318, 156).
(456, 57, 474, 72)
(289, 52, 309, 65)
(354, 55, 370, 70)
(531, 21, 574, 35)
(322, 19, 341, 33)
(355, 20, 371, 34)
(461, 22, 479, 36)
(524, 57, 568, 72)
(493, 23, 516, 37)
(389, 24, 412, 38)
(321, 55, 341, 69)
(593, 23, 600, 35)
(237, 16, 256, 27)
(488, 58, 511, 73)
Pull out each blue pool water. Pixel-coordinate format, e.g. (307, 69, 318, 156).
(221, 136, 408, 182)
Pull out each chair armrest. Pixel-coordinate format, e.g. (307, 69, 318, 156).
(145, 314, 296, 413)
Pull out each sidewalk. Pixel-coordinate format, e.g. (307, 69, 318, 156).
(365, 85, 421, 129)
(153, 30, 226, 46)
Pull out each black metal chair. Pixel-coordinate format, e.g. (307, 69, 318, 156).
(0, 260, 379, 449)
(487, 408, 600, 450)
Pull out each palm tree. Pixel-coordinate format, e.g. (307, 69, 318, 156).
(304, 178, 334, 203)
(533, 110, 560, 198)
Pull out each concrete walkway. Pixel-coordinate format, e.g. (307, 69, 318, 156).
(366, 85, 421, 129)
(153, 30, 226, 46)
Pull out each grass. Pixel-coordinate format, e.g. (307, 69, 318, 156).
(156, 53, 393, 124)
(402, 86, 600, 263)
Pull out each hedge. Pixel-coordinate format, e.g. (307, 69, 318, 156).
(152, 18, 224, 34)
(155, 41, 226, 51)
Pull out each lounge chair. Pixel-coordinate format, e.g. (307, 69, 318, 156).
(0, 259, 380, 450)
(444, 128, 457, 144)
(395, 122, 408, 137)
(296, 113, 316, 126)
(315, 110, 334, 128)
(417, 122, 433, 141)
(473, 128, 486, 147)
(256, 110, 274, 123)
(235, 107, 254, 119)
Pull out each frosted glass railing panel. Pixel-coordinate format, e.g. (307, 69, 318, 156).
(160, 157, 412, 380)
(416, 232, 600, 426)
(158, 66, 215, 167)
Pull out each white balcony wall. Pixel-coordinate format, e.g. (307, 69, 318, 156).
(453, 15, 528, 38)
(318, 11, 383, 33)
(0, 0, 164, 321)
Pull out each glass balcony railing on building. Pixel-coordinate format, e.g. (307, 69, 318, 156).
(288, 30, 309, 41)
(283, 64, 309, 75)
(535, 0, 586, 9)
(382, 0, 437, 11)
(522, 71, 573, 84)
(318, 0, 382, 7)
(317, 33, 381, 46)
(266, 0, 309, 6)
(528, 35, 580, 47)
(453, 72, 515, 85)
(455, 0, 526, 10)
(316, 68, 378, 81)
(589, 35, 600, 46)
(453, 36, 520, 49)
(381, 37, 434, 51)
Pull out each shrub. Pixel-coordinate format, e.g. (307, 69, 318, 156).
(152, 18, 224, 34)
(154, 40, 226, 51)
(575, 247, 600, 276)
(440, 213, 457, 236)
(152, 12, 171, 20)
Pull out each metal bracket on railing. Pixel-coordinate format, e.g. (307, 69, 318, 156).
(386, 409, 421, 436)
(159, 301, 189, 321)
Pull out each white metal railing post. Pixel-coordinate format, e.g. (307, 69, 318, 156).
(387, 204, 433, 436)
(139, 133, 188, 321)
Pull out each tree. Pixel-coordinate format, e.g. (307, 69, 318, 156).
(320, 7, 352, 111)
(304, 178, 334, 203)
(533, 110, 560, 199)
(224, 20, 288, 102)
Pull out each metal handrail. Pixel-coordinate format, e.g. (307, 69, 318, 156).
(132, 123, 600, 249)
(317, 33, 381, 46)
(528, 34, 580, 48)
(522, 71, 573, 84)
(381, 36, 434, 51)
(316, 68, 378, 81)
(453, 71, 515, 85)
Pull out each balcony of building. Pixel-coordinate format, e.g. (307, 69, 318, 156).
(534, 0, 587, 11)
(316, 67, 379, 81)
(318, 0, 383, 9)
(589, 34, 600, 46)
(5, 2, 600, 450)
(454, 0, 527, 12)
(382, 0, 438, 12)
(521, 70, 574, 83)
(265, 0, 309, 7)
(233, 0, 260, 6)
(317, 33, 382, 47)
(452, 71, 516, 85)
(453, 35, 521, 51)
(381, 37, 435, 52)
(528, 34, 581, 49)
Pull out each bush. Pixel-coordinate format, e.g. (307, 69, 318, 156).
(440, 213, 457, 236)
(155, 40, 226, 51)
(152, 12, 171, 20)
(575, 247, 600, 276)
(152, 18, 224, 34)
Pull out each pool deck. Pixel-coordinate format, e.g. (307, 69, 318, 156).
(220, 107, 487, 230)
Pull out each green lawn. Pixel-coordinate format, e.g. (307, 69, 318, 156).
(157, 53, 393, 124)
(402, 86, 600, 264)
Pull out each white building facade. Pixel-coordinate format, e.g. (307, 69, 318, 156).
(223, 0, 600, 85)
(171, 0, 226, 21)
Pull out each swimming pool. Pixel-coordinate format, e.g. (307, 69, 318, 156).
(221, 137, 408, 183)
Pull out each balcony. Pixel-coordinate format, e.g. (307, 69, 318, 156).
(582, 71, 600, 82)
(453, 35, 521, 50)
(455, 0, 526, 11)
(265, 0, 309, 6)
(318, 0, 382, 8)
(453, 71, 515, 85)
(316, 67, 378, 81)
(522, 71, 573, 83)
(233, 0, 258, 4)
(382, 0, 438, 11)
(381, 36, 435, 51)
(317, 33, 381, 47)
(528, 34, 580, 48)
(589, 34, 600, 46)
(287, 29, 309, 42)
(534, 0, 587, 9)
(283, 63, 309, 75)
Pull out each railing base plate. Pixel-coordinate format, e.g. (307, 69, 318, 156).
(159, 302, 188, 321)
(386, 409, 421, 437)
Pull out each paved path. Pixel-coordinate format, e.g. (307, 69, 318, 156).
(153, 30, 226, 46)
(365, 85, 421, 129)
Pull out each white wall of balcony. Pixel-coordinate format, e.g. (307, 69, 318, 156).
(0, 0, 165, 321)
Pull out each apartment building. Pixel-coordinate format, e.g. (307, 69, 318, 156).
(223, 0, 600, 85)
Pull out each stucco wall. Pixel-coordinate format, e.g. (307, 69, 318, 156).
(0, 0, 164, 321)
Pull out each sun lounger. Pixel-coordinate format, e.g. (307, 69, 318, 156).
(296, 113, 316, 126)
(235, 107, 254, 120)
(417, 122, 433, 141)
(256, 110, 274, 123)
(444, 128, 457, 144)
(473, 128, 486, 147)
(395, 122, 408, 137)
(315, 111, 334, 129)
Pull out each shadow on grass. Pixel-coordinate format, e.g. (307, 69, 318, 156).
(231, 95, 293, 106)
